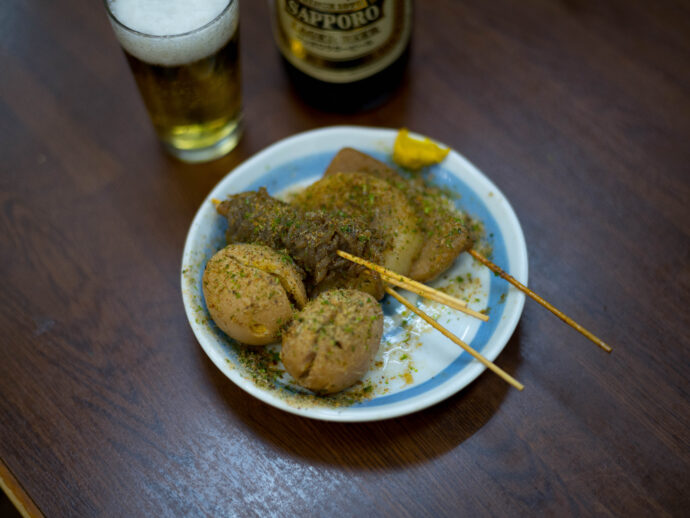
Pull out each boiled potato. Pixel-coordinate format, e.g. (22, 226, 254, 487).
(281, 289, 383, 394)
(293, 172, 423, 276)
(203, 244, 306, 345)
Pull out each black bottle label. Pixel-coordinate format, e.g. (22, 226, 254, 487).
(273, 0, 411, 83)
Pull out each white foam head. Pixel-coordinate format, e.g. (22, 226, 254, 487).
(107, 0, 238, 67)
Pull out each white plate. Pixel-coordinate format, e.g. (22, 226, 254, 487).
(181, 126, 527, 422)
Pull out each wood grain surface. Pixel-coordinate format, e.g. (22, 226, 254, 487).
(1, 0, 689, 516)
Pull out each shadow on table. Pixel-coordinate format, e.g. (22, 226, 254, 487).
(201, 327, 523, 470)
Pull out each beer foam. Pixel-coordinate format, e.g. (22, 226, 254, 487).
(107, 0, 238, 66)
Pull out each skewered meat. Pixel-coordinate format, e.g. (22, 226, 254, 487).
(292, 172, 423, 276)
(216, 188, 385, 299)
(324, 148, 476, 282)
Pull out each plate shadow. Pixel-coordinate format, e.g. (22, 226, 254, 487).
(198, 326, 523, 471)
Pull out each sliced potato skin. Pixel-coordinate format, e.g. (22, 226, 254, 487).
(281, 289, 383, 394)
(202, 244, 306, 345)
(293, 172, 423, 277)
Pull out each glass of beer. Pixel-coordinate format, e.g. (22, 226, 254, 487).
(105, 0, 242, 163)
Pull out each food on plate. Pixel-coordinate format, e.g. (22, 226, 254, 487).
(216, 188, 385, 299)
(324, 147, 477, 282)
(281, 289, 383, 394)
(392, 128, 450, 170)
(202, 244, 307, 346)
(292, 172, 423, 276)
(207, 144, 483, 394)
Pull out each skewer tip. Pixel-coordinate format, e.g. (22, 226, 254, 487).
(468, 249, 614, 354)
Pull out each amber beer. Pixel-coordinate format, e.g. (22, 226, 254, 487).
(106, 0, 242, 162)
(271, 0, 412, 111)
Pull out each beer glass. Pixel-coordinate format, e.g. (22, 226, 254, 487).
(105, 0, 242, 163)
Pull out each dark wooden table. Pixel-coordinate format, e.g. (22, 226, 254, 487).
(1, 1, 689, 516)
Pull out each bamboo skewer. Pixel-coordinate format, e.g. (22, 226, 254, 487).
(336, 250, 467, 307)
(336, 250, 488, 322)
(468, 250, 613, 353)
(385, 287, 524, 391)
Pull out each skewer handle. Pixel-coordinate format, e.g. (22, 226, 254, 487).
(468, 250, 612, 353)
(385, 287, 524, 391)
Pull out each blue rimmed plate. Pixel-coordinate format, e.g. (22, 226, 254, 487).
(181, 126, 527, 421)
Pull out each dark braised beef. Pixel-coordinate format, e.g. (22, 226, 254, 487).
(216, 188, 385, 298)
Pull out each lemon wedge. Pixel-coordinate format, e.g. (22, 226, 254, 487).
(393, 128, 450, 170)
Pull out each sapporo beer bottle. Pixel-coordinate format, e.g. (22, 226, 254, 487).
(271, 0, 413, 111)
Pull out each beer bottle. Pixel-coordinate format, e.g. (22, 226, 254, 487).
(271, 1, 413, 112)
